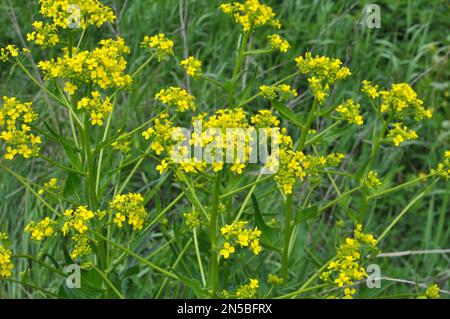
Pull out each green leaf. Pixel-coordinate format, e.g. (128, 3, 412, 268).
(294, 206, 319, 224)
(251, 194, 280, 252)
(272, 100, 304, 129)
(62, 172, 82, 201)
(58, 268, 105, 299)
(175, 273, 208, 298)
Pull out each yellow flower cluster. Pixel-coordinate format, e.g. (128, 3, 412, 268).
(259, 84, 297, 101)
(336, 99, 363, 125)
(273, 150, 346, 194)
(142, 113, 179, 155)
(431, 150, 450, 179)
(220, 221, 262, 258)
(0, 244, 14, 278)
(25, 217, 56, 241)
(361, 80, 380, 99)
(0, 96, 41, 160)
(267, 273, 284, 285)
(250, 109, 280, 128)
(62, 206, 95, 235)
(267, 34, 290, 53)
(26, 21, 59, 48)
(111, 133, 131, 153)
(110, 193, 147, 230)
(61, 206, 98, 259)
(379, 83, 432, 120)
(77, 91, 113, 126)
(422, 284, 440, 299)
(64, 82, 78, 95)
(321, 224, 377, 298)
(38, 0, 115, 29)
(364, 171, 382, 189)
(38, 177, 59, 195)
(146, 107, 344, 194)
(296, 52, 351, 104)
(0, 44, 19, 62)
(184, 211, 200, 229)
(180, 56, 202, 78)
(155, 87, 196, 112)
(69, 234, 92, 260)
(141, 34, 174, 61)
(387, 123, 418, 147)
(235, 279, 259, 298)
(220, 0, 281, 32)
(38, 37, 132, 89)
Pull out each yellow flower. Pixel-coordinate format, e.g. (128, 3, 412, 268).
(424, 284, 440, 299)
(25, 217, 56, 241)
(388, 123, 418, 147)
(90, 112, 104, 126)
(37, 0, 115, 29)
(231, 162, 246, 174)
(361, 80, 379, 99)
(141, 33, 174, 61)
(236, 278, 259, 298)
(156, 159, 169, 174)
(267, 34, 290, 53)
(364, 171, 382, 189)
(220, 0, 281, 32)
(336, 99, 364, 125)
(155, 87, 196, 112)
(0, 244, 14, 278)
(38, 38, 132, 89)
(0, 97, 41, 159)
(220, 242, 236, 259)
(296, 53, 350, 103)
(259, 84, 297, 101)
(180, 56, 202, 78)
(110, 193, 147, 231)
(113, 213, 126, 228)
(250, 239, 262, 255)
(64, 82, 78, 95)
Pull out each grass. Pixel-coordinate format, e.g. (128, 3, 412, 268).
(0, 0, 449, 298)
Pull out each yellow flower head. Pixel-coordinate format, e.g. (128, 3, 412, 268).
(0, 244, 14, 278)
(180, 56, 202, 78)
(0, 96, 41, 160)
(267, 34, 290, 53)
(37, 0, 115, 30)
(155, 87, 195, 112)
(110, 193, 147, 231)
(141, 33, 174, 61)
(220, 0, 281, 32)
(25, 217, 56, 241)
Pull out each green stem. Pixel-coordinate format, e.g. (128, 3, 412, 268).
(90, 231, 179, 280)
(209, 173, 221, 297)
(282, 193, 293, 280)
(368, 173, 435, 200)
(193, 227, 207, 287)
(39, 155, 86, 175)
(92, 266, 124, 299)
(221, 174, 272, 199)
(297, 99, 318, 151)
(318, 185, 363, 212)
(275, 284, 329, 299)
(3, 278, 59, 298)
(0, 164, 61, 217)
(229, 31, 250, 107)
(377, 181, 437, 242)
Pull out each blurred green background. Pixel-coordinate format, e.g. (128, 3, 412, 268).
(0, 0, 449, 298)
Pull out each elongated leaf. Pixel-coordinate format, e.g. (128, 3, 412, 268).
(251, 194, 280, 252)
(272, 100, 304, 129)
